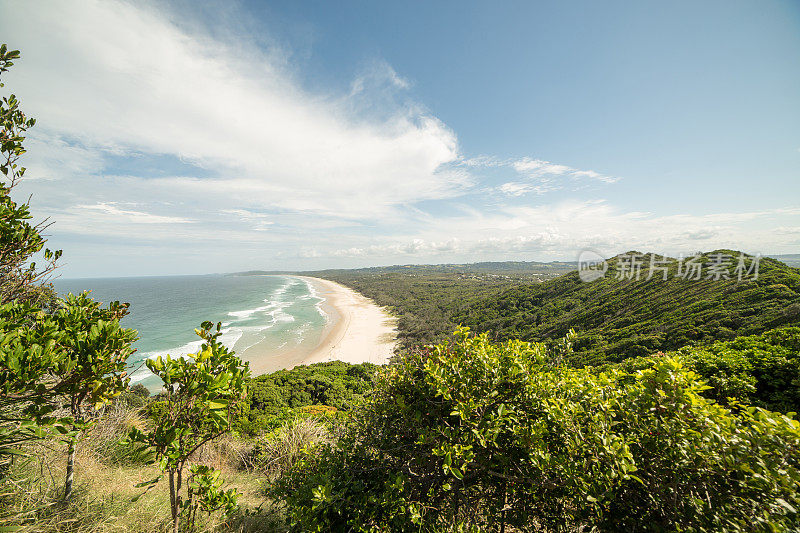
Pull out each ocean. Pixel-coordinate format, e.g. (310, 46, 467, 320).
(53, 274, 328, 391)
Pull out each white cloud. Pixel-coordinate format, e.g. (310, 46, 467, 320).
(513, 158, 620, 184)
(0, 0, 463, 219)
(221, 209, 272, 220)
(75, 202, 193, 224)
(774, 226, 800, 235)
(499, 180, 559, 196)
(22, 132, 105, 182)
(350, 60, 410, 95)
(221, 208, 274, 231)
(327, 237, 466, 258)
(512, 158, 571, 176)
(464, 156, 620, 196)
(308, 202, 800, 261)
(323, 231, 565, 258)
(683, 228, 720, 240)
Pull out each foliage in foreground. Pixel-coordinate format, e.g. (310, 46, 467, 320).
(0, 294, 138, 490)
(0, 44, 61, 308)
(0, 44, 282, 532)
(275, 330, 800, 532)
(0, 400, 284, 533)
(0, 46, 141, 504)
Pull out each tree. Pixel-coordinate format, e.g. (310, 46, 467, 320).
(0, 44, 65, 476)
(0, 46, 137, 503)
(0, 44, 61, 306)
(128, 321, 250, 533)
(0, 301, 64, 471)
(54, 291, 137, 499)
(0, 295, 137, 485)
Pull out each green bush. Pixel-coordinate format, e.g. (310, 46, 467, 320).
(275, 329, 800, 532)
(116, 383, 151, 409)
(238, 361, 377, 435)
(248, 417, 330, 480)
(615, 327, 800, 413)
(683, 327, 800, 413)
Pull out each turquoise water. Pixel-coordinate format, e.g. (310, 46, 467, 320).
(53, 275, 328, 391)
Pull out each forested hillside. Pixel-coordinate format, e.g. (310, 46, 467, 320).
(316, 252, 800, 366)
(454, 251, 800, 365)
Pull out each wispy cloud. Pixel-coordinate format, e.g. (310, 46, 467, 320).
(350, 60, 410, 96)
(221, 209, 275, 231)
(465, 156, 620, 196)
(498, 180, 559, 196)
(74, 203, 193, 224)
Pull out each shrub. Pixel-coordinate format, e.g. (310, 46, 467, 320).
(117, 383, 152, 409)
(238, 361, 377, 435)
(615, 327, 800, 413)
(682, 327, 800, 413)
(275, 329, 800, 532)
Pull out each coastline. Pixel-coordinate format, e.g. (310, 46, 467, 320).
(236, 275, 398, 375)
(292, 276, 398, 367)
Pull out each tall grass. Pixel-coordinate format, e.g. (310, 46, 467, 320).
(0, 403, 291, 532)
(245, 418, 330, 481)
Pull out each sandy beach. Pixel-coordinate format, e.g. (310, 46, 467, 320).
(232, 275, 398, 376)
(292, 276, 398, 367)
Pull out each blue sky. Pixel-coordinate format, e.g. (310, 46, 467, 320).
(0, 0, 798, 277)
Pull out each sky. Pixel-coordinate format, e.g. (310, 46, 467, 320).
(0, 0, 798, 278)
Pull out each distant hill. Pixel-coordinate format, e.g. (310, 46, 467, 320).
(769, 254, 800, 268)
(234, 260, 577, 281)
(452, 251, 800, 365)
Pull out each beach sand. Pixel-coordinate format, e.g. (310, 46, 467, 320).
(237, 276, 397, 375)
(293, 276, 398, 367)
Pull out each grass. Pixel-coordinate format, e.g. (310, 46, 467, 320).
(0, 403, 298, 532)
(246, 418, 330, 480)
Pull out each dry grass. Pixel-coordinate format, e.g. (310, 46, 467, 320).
(0, 404, 286, 533)
(194, 434, 252, 473)
(245, 417, 330, 480)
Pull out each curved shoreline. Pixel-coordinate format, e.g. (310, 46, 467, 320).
(293, 276, 397, 367)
